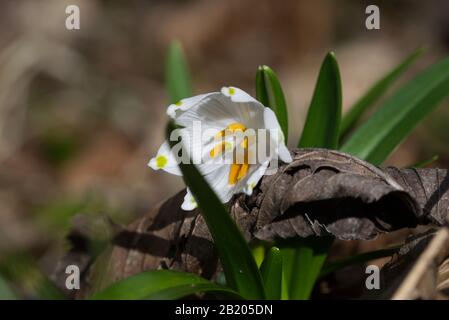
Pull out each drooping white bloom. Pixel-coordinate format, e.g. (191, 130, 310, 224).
(148, 86, 292, 211)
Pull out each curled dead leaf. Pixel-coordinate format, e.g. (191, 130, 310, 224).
(64, 148, 449, 296)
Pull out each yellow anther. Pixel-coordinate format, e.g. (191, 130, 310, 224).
(175, 100, 183, 106)
(209, 122, 252, 185)
(229, 164, 241, 185)
(210, 142, 232, 158)
(214, 123, 246, 140)
(228, 163, 250, 185)
(215, 130, 225, 139)
(237, 163, 249, 180)
(241, 137, 249, 149)
(228, 87, 236, 95)
(227, 123, 246, 132)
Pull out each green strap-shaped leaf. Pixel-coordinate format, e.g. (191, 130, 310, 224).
(251, 243, 266, 268)
(280, 237, 332, 300)
(256, 66, 289, 140)
(260, 247, 282, 300)
(166, 121, 265, 299)
(340, 48, 424, 137)
(298, 52, 342, 149)
(165, 40, 193, 103)
(281, 53, 341, 300)
(341, 55, 449, 165)
(319, 246, 400, 278)
(91, 270, 242, 300)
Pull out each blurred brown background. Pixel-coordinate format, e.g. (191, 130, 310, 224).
(0, 0, 449, 296)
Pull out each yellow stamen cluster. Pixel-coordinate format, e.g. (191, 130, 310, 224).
(210, 122, 251, 185)
(209, 141, 233, 158)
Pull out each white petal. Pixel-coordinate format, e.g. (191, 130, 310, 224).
(176, 91, 265, 131)
(148, 142, 181, 175)
(262, 107, 291, 163)
(263, 107, 282, 132)
(221, 86, 259, 103)
(166, 104, 177, 118)
(174, 127, 228, 174)
(150, 127, 228, 178)
(243, 162, 269, 195)
(207, 165, 236, 203)
(278, 144, 292, 163)
(181, 189, 198, 211)
(166, 93, 215, 119)
(181, 165, 235, 210)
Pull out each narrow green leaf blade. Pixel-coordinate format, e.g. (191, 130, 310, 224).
(91, 270, 242, 300)
(165, 40, 193, 103)
(252, 243, 266, 268)
(280, 237, 332, 300)
(340, 48, 424, 137)
(289, 53, 341, 300)
(166, 122, 265, 299)
(298, 52, 342, 149)
(341, 55, 449, 165)
(260, 247, 282, 300)
(319, 246, 400, 278)
(256, 66, 289, 140)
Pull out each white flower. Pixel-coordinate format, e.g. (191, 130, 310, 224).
(148, 86, 292, 211)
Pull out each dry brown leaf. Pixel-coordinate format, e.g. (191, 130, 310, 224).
(68, 149, 449, 296)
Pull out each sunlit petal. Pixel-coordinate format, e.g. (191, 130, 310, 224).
(181, 189, 198, 211)
(148, 142, 181, 175)
(243, 162, 269, 195)
(167, 93, 216, 119)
